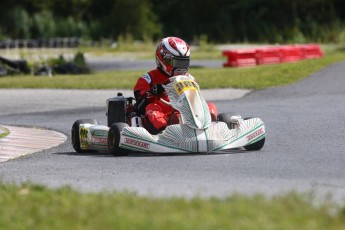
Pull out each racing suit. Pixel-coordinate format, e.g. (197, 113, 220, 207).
(134, 68, 175, 134)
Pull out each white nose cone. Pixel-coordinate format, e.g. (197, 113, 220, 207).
(184, 90, 205, 129)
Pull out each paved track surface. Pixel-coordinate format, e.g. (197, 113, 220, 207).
(1, 62, 345, 202)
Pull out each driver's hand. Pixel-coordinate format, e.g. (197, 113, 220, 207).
(150, 84, 165, 95)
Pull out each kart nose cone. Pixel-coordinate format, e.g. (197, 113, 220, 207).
(184, 90, 207, 129)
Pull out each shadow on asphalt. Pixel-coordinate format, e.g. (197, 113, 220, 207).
(54, 149, 247, 158)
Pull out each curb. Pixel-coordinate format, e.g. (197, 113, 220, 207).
(0, 125, 67, 163)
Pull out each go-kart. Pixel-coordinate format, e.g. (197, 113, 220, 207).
(71, 75, 266, 156)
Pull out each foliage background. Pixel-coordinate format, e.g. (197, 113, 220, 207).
(0, 0, 345, 44)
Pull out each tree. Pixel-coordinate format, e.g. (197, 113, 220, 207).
(108, 0, 161, 40)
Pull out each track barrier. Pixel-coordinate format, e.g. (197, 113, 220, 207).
(223, 44, 323, 67)
(256, 47, 281, 65)
(301, 44, 324, 59)
(222, 50, 257, 67)
(280, 45, 304, 62)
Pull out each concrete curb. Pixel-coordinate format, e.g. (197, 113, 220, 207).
(0, 125, 67, 162)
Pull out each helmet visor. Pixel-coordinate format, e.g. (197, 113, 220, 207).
(164, 57, 190, 69)
(172, 58, 190, 69)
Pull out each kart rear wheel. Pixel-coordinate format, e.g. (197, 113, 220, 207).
(71, 119, 98, 153)
(108, 122, 130, 156)
(243, 117, 265, 151)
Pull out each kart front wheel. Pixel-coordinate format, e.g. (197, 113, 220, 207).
(71, 119, 98, 153)
(244, 138, 265, 151)
(217, 113, 239, 129)
(108, 122, 130, 156)
(217, 113, 231, 128)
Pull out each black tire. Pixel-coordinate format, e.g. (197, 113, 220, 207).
(243, 117, 265, 151)
(217, 113, 233, 129)
(71, 119, 98, 153)
(108, 122, 130, 156)
(244, 137, 265, 151)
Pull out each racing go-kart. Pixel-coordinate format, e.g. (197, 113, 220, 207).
(71, 75, 266, 156)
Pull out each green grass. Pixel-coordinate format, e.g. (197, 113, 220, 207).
(0, 182, 345, 230)
(0, 126, 9, 138)
(1, 50, 344, 90)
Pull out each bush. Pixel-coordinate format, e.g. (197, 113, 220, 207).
(35, 52, 90, 76)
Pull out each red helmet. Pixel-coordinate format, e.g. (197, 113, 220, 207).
(155, 37, 190, 76)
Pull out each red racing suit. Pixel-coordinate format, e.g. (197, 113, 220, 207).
(134, 68, 175, 134)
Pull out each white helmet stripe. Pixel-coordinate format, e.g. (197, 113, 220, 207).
(162, 38, 179, 56)
(163, 37, 190, 57)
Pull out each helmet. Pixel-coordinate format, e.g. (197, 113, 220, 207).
(155, 37, 190, 76)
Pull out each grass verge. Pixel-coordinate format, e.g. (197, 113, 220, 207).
(0, 182, 345, 230)
(0, 126, 9, 138)
(0, 50, 344, 90)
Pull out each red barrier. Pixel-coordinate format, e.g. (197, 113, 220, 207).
(222, 44, 323, 67)
(280, 45, 304, 62)
(301, 44, 323, 59)
(222, 50, 257, 67)
(255, 47, 281, 65)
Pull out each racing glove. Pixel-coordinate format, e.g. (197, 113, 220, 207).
(134, 90, 149, 115)
(148, 84, 165, 95)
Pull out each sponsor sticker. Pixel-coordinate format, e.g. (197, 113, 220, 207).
(80, 126, 89, 149)
(142, 73, 152, 84)
(124, 138, 150, 149)
(173, 80, 198, 95)
(92, 136, 108, 145)
(247, 128, 264, 142)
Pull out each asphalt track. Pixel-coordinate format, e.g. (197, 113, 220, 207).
(1, 61, 345, 202)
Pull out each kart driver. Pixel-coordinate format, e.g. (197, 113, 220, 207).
(134, 37, 190, 134)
